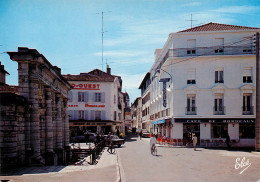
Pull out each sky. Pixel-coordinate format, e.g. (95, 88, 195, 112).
(0, 0, 260, 103)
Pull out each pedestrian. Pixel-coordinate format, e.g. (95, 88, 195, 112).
(85, 131, 89, 144)
(140, 130, 142, 140)
(226, 133, 231, 149)
(192, 133, 197, 151)
(117, 129, 120, 137)
(95, 133, 100, 145)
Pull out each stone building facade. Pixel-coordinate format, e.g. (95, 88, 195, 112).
(1, 47, 72, 167)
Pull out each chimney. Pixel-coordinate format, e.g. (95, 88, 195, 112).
(154, 49, 162, 60)
(0, 62, 9, 84)
(107, 65, 111, 75)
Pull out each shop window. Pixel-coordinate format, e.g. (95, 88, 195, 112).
(239, 124, 255, 138)
(78, 92, 85, 102)
(211, 123, 228, 138)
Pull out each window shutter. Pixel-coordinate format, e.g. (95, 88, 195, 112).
(187, 39, 196, 48)
(101, 110, 106, 120)
(243, 68, 252, 77)
(90, 110, 95, 120)
(84, 110, 88, 120)
(85, 91, 88, 102)
(214, 38, 224, 47)
(78, 92, 80, 102)
(68, 91, 72, 102)
(101, 92, 105, 103)
(68, 110, 74, 120)
(74, 110, 78, 120)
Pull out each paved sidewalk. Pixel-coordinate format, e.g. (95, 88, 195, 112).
(0, 148, 120, 182)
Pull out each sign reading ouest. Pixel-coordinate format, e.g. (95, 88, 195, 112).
(71, 83, 100, 90)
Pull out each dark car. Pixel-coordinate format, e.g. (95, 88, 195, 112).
(104, 135, 125, 147)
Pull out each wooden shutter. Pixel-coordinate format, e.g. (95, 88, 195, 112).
(101, 92, 105, 103)
(84, 110, 88, 120)
(74, 110, 78, 120)
(90, 110, 95, 120)
(85, 91, 88, 102)
(101, 110, 106, 120)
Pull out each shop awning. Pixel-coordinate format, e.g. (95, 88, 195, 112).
(152, 119, 165, 125)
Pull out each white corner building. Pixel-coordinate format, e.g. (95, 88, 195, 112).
(148, 22, 260, 147)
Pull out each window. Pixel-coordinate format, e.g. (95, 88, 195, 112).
(78, 92, 85, 102)
(187, 39, 196, 55)
(186, 95, 196, 115)
(239, 124, 255, 138)
(114, 111, 117, 120)
(215, 70, 224, 83)
(214, 38, 224, 54)
(78, 110, 84, 120)
(187, 69, 196, 84)
(95, 111, 101, 120)
(242, 37, 252, 53)
(95, 93, 101, 102)
(114, 95, 116, 104)
(243, 68, 252, 83)
(243, 94, 253, 115)
(211, 123, 228, 138)
(214, 94, 224, 115)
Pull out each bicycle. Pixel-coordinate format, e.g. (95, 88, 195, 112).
(107, 143, 115, 154)
(151, 144, 157, 156)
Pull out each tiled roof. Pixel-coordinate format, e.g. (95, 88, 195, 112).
(63, 69, 117, 82)
(178, 22, 260, 33)
(0, 83, 19, 93)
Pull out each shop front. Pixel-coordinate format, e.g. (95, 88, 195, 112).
(69, 120, 119, 138)
(174, 118, 255, 147)
(152, 119, 172, 137)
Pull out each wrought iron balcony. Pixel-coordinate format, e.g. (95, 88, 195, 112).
(213, 106, 225, 115)
(242, 106, 254, 115)
(186, 107, 197, 115)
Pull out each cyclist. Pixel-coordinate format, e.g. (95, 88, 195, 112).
(150, 133, 157, 155)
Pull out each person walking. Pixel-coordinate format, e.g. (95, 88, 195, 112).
(192, 133, 198, 151)
(225, 133, 231, 149)
(140, 130, 142, 140)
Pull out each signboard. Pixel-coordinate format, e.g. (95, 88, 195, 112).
(85, 104, 105, 108)
(159, 78, 170, 107)
(69, 122, 112, 126)
(175, 118, 255, 123)
(153, 119, 165, 125)
(71, 83, 100, 90)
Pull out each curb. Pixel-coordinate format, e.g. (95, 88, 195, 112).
(116, 151, 121, 182)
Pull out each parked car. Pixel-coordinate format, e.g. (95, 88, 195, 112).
(70, 135, 85, 143)
(104, 135, 125, 147)
(84, 130, 97, 142)
(111, 135, 125, 147)
(141, 129, 150, 138)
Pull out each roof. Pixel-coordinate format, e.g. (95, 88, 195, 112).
(138, 72, 151, 89)
(63, 69, 118, 82)
(0, 83, 19, 93)
(178, 22, 260, 33)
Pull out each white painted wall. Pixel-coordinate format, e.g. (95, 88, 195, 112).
(171, 123, 183, 139)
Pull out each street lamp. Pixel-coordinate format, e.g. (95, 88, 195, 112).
(156, 68, 172, 108)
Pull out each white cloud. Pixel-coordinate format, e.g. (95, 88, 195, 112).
(212, 5, 260, 14)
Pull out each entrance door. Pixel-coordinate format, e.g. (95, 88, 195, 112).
(183, 123, 200, 145)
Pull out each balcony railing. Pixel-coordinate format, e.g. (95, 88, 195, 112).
(186, 107, 197, 115)
(213, 106, 225, 115)
(242, 106, 254, 115)
(156, 45, 254, 71)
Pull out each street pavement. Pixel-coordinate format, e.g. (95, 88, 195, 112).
(0, 144, 120, 182)
(1, 136, 260, 182)
(117, 135, 260, 182)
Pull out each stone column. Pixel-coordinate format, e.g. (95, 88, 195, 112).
(30, 79, 43, 164)
(17, 62, 31, 149)
(45, 87, 54, 165)
(56, 94, 63, 149)
(63, 99, 70, 147)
